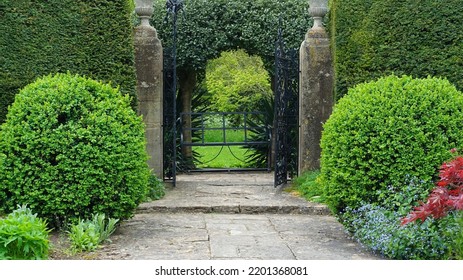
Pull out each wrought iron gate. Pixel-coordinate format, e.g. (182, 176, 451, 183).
(162, 0, 184, 186)
(163, 47, 177, 185)
(274, 29, 299, 187)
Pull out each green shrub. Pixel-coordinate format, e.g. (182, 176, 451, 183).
(0, 0, 137, 124)
(0, 205, 51, 260)
(320, 75, 463, 213)
(68, 213, 118, 253)
(0, 73, 150, 227)
(330, 0, 463, 100)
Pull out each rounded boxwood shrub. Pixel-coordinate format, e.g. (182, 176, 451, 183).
(0, 73, 149, 227)
(320, 75, 463, 213)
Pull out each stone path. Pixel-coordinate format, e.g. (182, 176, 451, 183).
(100, 172, 380, 260)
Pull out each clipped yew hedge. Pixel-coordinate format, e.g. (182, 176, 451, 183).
(330, 0, 463, 99)
(0, 0, 137, 123)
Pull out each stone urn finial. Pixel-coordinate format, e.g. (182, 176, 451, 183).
(135, 0, 154, 27)
(308, 0, 328, 30)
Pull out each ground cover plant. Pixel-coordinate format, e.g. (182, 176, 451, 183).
(0, 73, 150, 228)
(144, 175, 166, 201)
(291, 170, 325, 203)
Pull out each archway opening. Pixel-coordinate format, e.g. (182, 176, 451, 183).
(188, 49, 273, 171)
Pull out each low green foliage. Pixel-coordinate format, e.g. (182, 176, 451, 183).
(340, 176, 462, 259)
(0, 205, 50, 260)
(144, 175, 166, 201)
(292, 170, 325, 203)
(320, 75, 463, 213)
(447, 212, 463, 259)
(343, 203, 455, 259)
(0, 73, 150, 228)
(68, 213, 118, 253)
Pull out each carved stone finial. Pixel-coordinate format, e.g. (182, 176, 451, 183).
(308, 0, 328, 30)
(136, 6, 154, 27)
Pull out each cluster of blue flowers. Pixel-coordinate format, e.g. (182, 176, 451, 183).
(342, 176, 456, 259)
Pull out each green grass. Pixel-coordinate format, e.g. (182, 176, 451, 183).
(200, 129, 248, 143)
(290, 170, 326, 203)
(192, 115, 264, 169)
(193, 117, 249, 168)
(194, 146, 249, 168)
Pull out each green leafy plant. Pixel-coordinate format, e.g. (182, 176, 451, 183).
(0, 205, 51, 260)
(292, 170, 325, 203)
(0, 73, 150, 228)
(68, 213, 119, 253)
(447, 211, 463, 259)
(342, 202, 455, 259)
(320, 75, 463, 213)
(144, 175, 166, 201)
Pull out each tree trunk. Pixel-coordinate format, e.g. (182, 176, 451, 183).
(178, 69, 197, 168)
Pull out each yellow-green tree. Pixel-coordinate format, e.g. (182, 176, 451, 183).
(205, 50, 272, 113)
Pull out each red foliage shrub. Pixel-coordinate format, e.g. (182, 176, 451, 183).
(401, 151, 463, 225)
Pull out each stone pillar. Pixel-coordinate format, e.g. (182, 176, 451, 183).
(134, 0, 163, 178)
(298, 0, 334, 174)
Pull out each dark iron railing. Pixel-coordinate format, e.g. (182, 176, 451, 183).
(179, 112, 271, 172)
(274, 26, 299, 187)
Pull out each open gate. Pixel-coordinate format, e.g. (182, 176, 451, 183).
(274, 28, 299, 187)
(163, 13, 298, 187)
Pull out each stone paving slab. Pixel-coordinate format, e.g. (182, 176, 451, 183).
(138, 172, 331, 215)
(101, 213, 379, 260)
(95, 172, 380, 260)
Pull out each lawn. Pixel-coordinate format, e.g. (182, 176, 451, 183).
(192, 116, 261, 169)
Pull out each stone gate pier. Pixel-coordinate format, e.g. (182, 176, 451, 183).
(134, 0, 164, 178)
(298, 0, 334, 174)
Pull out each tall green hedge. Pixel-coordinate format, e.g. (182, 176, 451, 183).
(330, 0, 463, 99)
(0, 0, 137, 123)
(152, 0, 311, 74)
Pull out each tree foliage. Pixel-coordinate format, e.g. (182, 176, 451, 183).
(205, 49, 272, 113)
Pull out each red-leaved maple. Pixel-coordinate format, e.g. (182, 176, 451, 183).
(401, 151, 463, 226)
